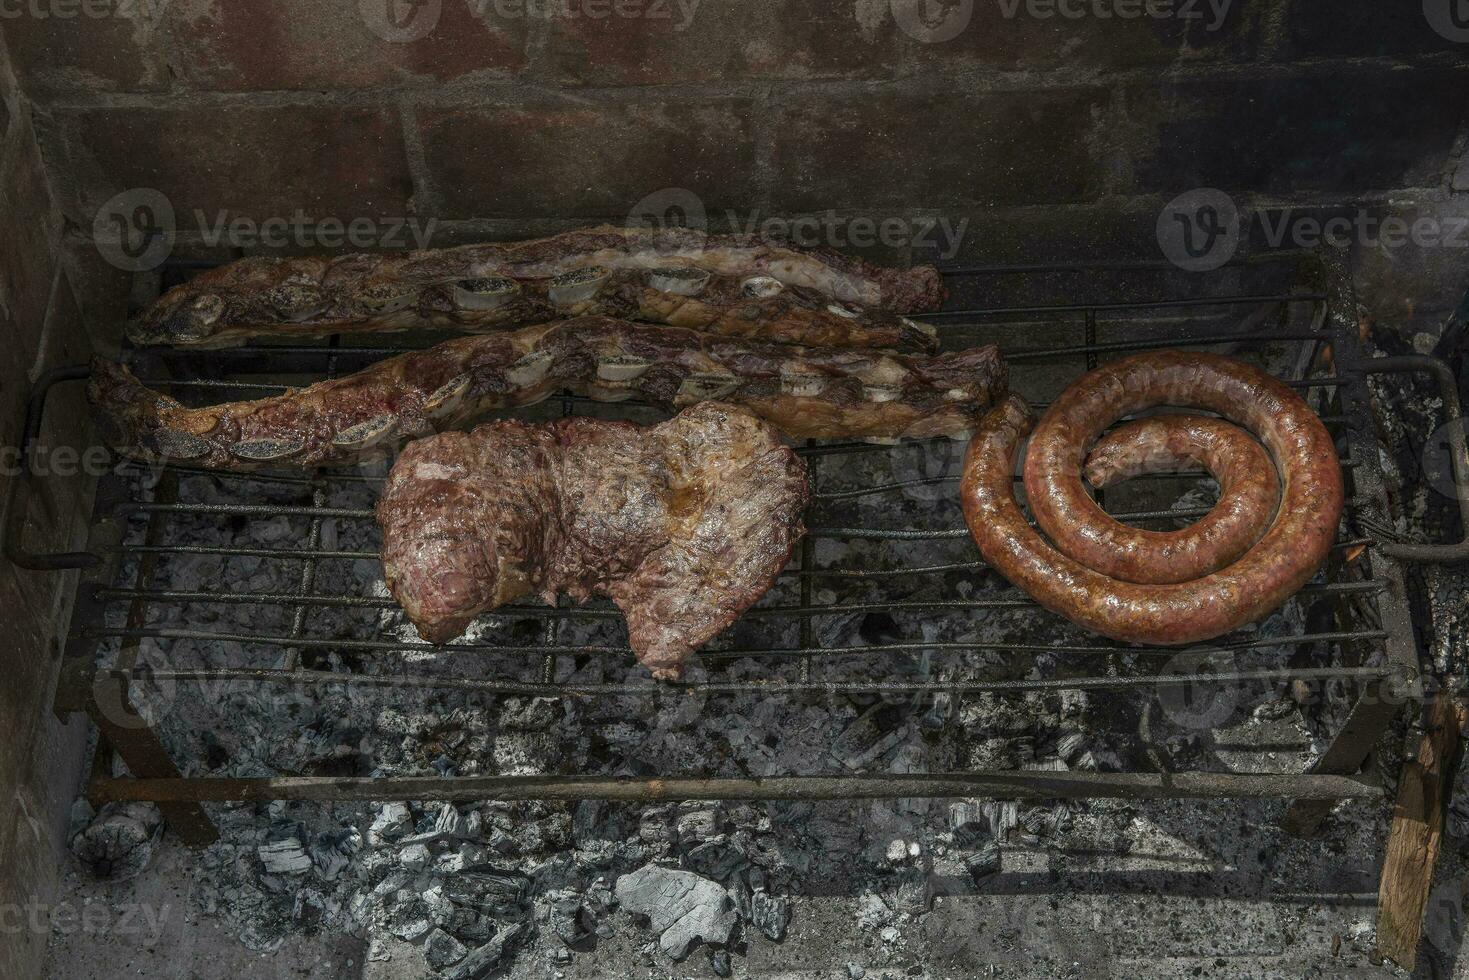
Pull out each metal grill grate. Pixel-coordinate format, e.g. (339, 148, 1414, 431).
(11, 246, 1457, 845)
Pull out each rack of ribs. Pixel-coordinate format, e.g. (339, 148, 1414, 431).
(128, 224, 944, 351)
(376, 401, 809, 679)
(90, 317, 1008, 472)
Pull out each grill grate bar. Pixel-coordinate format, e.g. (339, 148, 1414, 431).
(116, 665, 1391, 698)
(93, 578, 1386, 616)
(83, 627, 1391, 659)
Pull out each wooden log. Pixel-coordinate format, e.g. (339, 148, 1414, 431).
(1376, 691, 1467, 968)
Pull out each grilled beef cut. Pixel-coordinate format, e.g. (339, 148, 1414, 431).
(377, 402, 809, 678)
(91, 316, 1008, 472)
(128, 224, 944, 349)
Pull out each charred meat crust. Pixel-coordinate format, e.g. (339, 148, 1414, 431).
(90, 316, 1007, 472)
(376, 402, 809, 679)
(127, 224, 946, 348)
(960, 351, 1343, 645)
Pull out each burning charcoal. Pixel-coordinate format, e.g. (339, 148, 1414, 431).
(711, 948, 733, 977)
(258, 826, 314, 875)
(546, 890, 595, 947)
(310, 827, 362, 881)
(676, 808, 722, 843)
(369, 802, 413, 845)
(830, 705, 905, 771)
(615, 863, 738, 960)
(884, 839, 910, 864)
(856, 892, 891, 930)
(983, 801, 1018, 840)
(444, 869, 531, 913)
(847, 966, 867, 979)
(750, 891, 790, 941)
(573, 799, 607, 844)
(70, 802, 162, 881)
(401, 843, 431, 871)
(966, 840, 1001, 883)
(949, 801, 988, 846)
(434, 804, 471, 839)
(442, 923, 523, 980)
(500, 696, 560, 730)
(684, 839, 750, 881)
(424, 928, 468, 970)
(1020, 807, 1049, 838)
(1056, 731, 1086, 766)
(891, 871, 937, 916)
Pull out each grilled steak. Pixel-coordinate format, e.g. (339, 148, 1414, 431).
(128, 224, 944, 349)
(376, 402, 809, 678)
(91, 316, 1008, 472)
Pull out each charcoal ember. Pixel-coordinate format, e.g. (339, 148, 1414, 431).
(444, 869, 531, 913)
(442, 923, 523, 980)
(889, 869, 937, 915)
(257, 825, 313, 875)
(487, 829, 518, 855)
(711, 948, 733, 977)
(830, 705, 905, 771)
(1056, 731, 1086, 766)
(387, 882, 453, 943)
(984, 802, 1018, 841)
(401, 843, 431, 871)
(572, 799, 607, 845)
(546, 889, 595, 947)
(369, 802, 413, 845)
(966, 840, 1001, 883)
(949, 801, 988, 846)
(615, 863, 738, 959)
(676, 807, 723, 843)
(399, 803, 474, 847)
(683, 838, 750, 881)
(424, 928, 468, 970)
(750, 891, 790, 941)
(499, 696, 560, 730)
(309, 826, 363, 882)
(70, 802, 162, 881)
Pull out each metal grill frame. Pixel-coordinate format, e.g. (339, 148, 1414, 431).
(8, 245, 1463, 848)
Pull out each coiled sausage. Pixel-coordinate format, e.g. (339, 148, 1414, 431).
(960, 351, 1343, 644)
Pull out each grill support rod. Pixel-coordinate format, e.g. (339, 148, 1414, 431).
(88, 771, 1382, 805)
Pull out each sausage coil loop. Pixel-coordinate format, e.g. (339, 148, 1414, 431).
(960, 351, 1344, 645)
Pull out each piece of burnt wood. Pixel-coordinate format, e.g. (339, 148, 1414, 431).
(1376, 690, 1467, 968)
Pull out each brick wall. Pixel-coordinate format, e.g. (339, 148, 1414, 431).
(0, 20, 96, 980)
(0, 1, 1462, 337)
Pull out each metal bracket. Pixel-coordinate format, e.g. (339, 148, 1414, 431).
(2, 364, 102, 571)
(1358, 354, 1469, 563)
